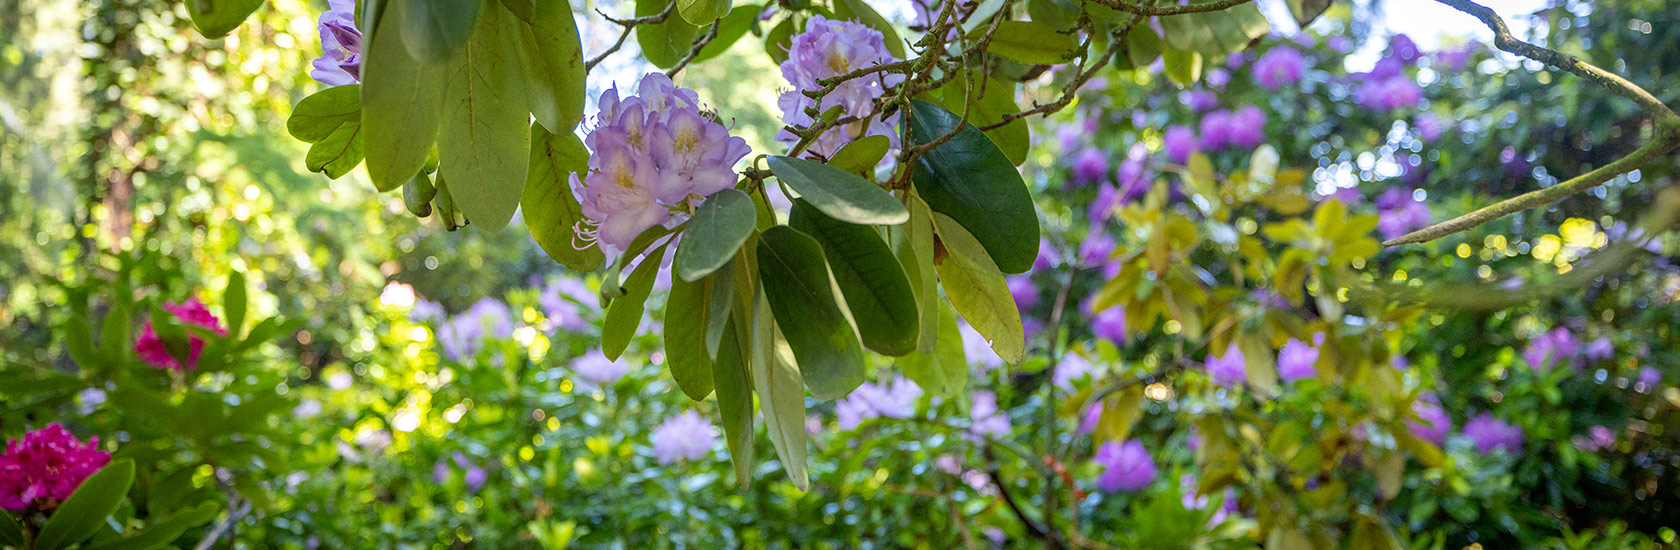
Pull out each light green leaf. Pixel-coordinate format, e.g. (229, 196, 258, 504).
(1162, 47, 1202, 87)
(704, 257, 736, 359)
(83, 502, 220, 550)
(287, 85, 362, 143)
(36, 458, 135, 550)
(936, 73, 1028, 166)
(636, 0, 701, 68)
(677, 0, 729, 25)
(665, 274, 717, 400)
(748, 286, 809, 490)
(65, 317, 97, 370)
(763, 17, 795, 65)
(223, 269, 246, 338)
(522, 125, 604, 272)
(931, 212, 1024, 364)
(601, 243, 668, 360)
(184, 0, 263, 37)
(832, 0, 905, 59)
(403, 0, 483, 63)
(1126, 22, 1164, 68)
(404, 171, 438, 217)
(439, 2, 533, 231)
(520, 0, 587, 133)
(304, 119, 364, 179)
(1158, 3, 1269, 59)
(907, 100, 1038, 274)
(903, 195, 938, 354)
(827, 134, 891, 176)
(675, 189, 756, 282)
(100, 303, 133, 364)
(790, 200, 918, 356)
(975, 21, 1077, 65)
(363, 0, 445, 192)
(767, 155, 908, 225)
(897, 302, 967, 396)
(757, 226, 866, 400)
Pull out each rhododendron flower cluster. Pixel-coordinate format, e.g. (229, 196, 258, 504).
(650, 410, 717, 464)
(311, 0, 361, 86)
(1524, 326, 1581, 371)
(1463, 414, 1524, 455)
(776, 16, 904, 159)
(1374, 188, 1432, 241)
(436, 298, 514, 361)
(1070, 147, 1109, 185)
(968, 391, 1011, 439)
(1163, 125, 1197, 164)
(1407, 394, 1451, 445)
(1204, 342, 1247, 388)
(569, 349, 631, 389)
(1253, 47, 1305, 90)
(837, 377, 923, 430)
(1196, 106, 1266, 151)
(135, 297, 227, 371)
(0, 423, 112, 510)
(1276, 333, 1324, 382)
(575, 73, 751, 253)
(1093, 440, 1156, 493)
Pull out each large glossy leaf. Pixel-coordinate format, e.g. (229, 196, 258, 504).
(665, 274, 717, 400)
(36, 459, 135, 550)
(520, 0, 587, 133)
(677, 0, 729, 25)
(439, 3, 532, 231)
(712, 316, 754, 486)
(977, 21, 1078, 65)
(767, 155, 908, 225)
(636, 0, 700, 68)
(223, 269, 246, 337)
(747, 285, 809, 490)
(287, 85, 362, 143)
(832, 0, 904, 58)
(184, 0, 263, 37)
(936, 73, 1028, 166)
(897, 302, 968, 396)
(902, 195, 939, 353)
(521, 125, 604, 272)
(790, 200, 918, 356)
(931, 212, 1024, 364)
(827, 134, 891, 176)
(693, 5, 757, 63)
(403, 0, 483, 63)
(705, 257, 736, 359)
(601, 243, 669, 360)
(362, 0, 445, 192)
(0, 510, 22, 548)
(675, 189, 756, 281)
(83, 502, 220, 550)
(907, 100, 1038, 274)
(763, 17, 795, 65)
(757, 226, 866, 399)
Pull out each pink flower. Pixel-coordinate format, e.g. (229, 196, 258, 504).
(0, 424, 112, 510)
(135, 297, 227, 371)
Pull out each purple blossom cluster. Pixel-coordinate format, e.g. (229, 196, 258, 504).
(311, 0, 362, 86)
(570, 349, 631, 389)
(1093, 440, 1157, 493)
(1407, 393, 1451, 445)
(1071, 147, 1109, 186)
(1374, 188, 1432, 241)
(650, 410, 717, 464)
(837, 377, 923, 430)
(969, 391, 1012, 439)
(135, 297, 227, 371)
(1164, 125, 1197, 164)
(1197, 106, 1267, 152)
(1204, 342, 1247, 388)
(1, 424, 112, 510)
(776, 16, 904, 159)
(1253, 47, 1306, 90)
(575, 74, 751, 253)
(1353, 35, 1425, 112)
(1462, 414, 1524, 455)
(1276, 333, 1324, 382)
(435, 298, 516, 361)
(1523, 326, 1580, 371)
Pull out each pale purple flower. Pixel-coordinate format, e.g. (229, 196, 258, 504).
(1414, 113, 1450, 143)
(540, 278, 593, 332)
(1375, 188, 1431, 241)
(1198, 110, 1234, 151)
(1054, 353, 1099, 389)
(1636, 366, 1662, 389)
(1093, 440, 1157, 492)
(1463, 414, 1524, 455)
(1253, 47, 1305, 90)
(969, 391, 1012, 438)
(1071, 147, 1109, 185)
(1079, 403, 1103, 434)
(1276, 334, 1323, 382)
(1199, 107, 1265, 151)
(437, 298, 514, 361)
(1357, 77, 1423, 112)
(1205, 68, 1231, 88)
(651, 410, 717, 464)
(1180, 474, 1238, 525)
(1389, 34, 1421, 64)
(776, 16, 904, 158)
(1091, 306, 1128, 348)
(1584, 337, 1613, 362)
(1008, 275, 1040, 312)
(1032, 237, 1057, 271)
(1407, 394, 1450, 445)
(0, 424, 112, 510)
(1523, 327, 1580, 371)
(1205, 342, 1246, 387)
(409, 299, 446, 324)
(1185, 89, 1219, 112)
(836, 377, 923, 430)
(1434, 43, 1478, 74)
(1164, 125, 1197, 164)
(570, 349, 631, 388)
(1078, 230, 1116, 267)
(310, 0, 361, 86)
(1574, 425, 1616, 452)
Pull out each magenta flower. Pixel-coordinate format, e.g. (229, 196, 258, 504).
(1070, 147, 1109, 185)
(1205, 342, 1246, 387)
(135, 297, 227, 371)
(0, 424, 112, 510)
(650, 410, 717, 464)
(1093, 440, 1157, 493)
(1462, 414, 1524, 455)
(1163, 125, 1197, 164)
(969, 391, 1012, 439)
(310, 0, 361, 86)
(1407, 394, 1451, 445)
(776, 16, 904, 159)
(1276, 334, 1323, 382)
(1253, 47, 1305, 90)
(837, 377, 923, 430)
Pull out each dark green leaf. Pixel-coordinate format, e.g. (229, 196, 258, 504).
(36, 458, 135, 550)
(789, 201, 918, 356)
(665, 274, 717, 400)
(287, 85, 362, 143)
(439, 2, 533, 231)
(1126, 23, 1164, 68)
(522, 125, 605, 272)
(677, 0, 729, 25)
(83, 502, 220, 550)
(704, 258, 736, 359)
(501, 0, 535, 22)
(636, 0, 700, 68)
(931, 212, 1024, 364)
(936, 73, 1028, 166)
(0, 505, 23, 547)
(520, 0, 587, 133)
(148, 306, 193, 369)
(826, 134, 890, 176)
(976, 21, 1077, 64)
(1026, 0, 1079, 30)
(832, 0, 904, 58)
(763, 17, 795, 65)
(712, 316, 754, 486)
(305, 118, 364, 179)
(757, 226, 866, 400)
(767, 155, 908, 225)
(746, 284, 808, 490)
(100, 303, 133, 364)
(65, 317, 98, 370)
(223, 269, 246, 338)
(906, 100, 1038, 274)
(675, 189, 756, 282)
(363, 0, 445, 192)
(900, 195, 938, 354)
(601, 243, 669, 360)
(403, 0, 483, 63)
(184, 0, 263, 37)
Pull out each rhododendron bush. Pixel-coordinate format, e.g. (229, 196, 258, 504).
(3, 0, 1680, 547)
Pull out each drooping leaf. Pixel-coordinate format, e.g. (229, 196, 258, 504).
(665, 274, 717, 400)
(522, 125, 604, 272)
(520, 0, 587, 133)
(827, 134, 891, 176)
(223, 269, 246, 338)
(1162, 47, 1202, 87)
(712, 316, 754, 486)
(439, 3, 533, 231)
(287, 85, 362, 143)
(931, 212, 1024, 364)
(677, 0, 730, 25)
(636, 0, 701, 68)
(757, 226, 866, 400)
(832, 0, 904, 58)
(35, 459, 135, 550)
(747, 285, 809, 490)
(184, 0, 264, 37)
(936, 73, 1028, 166)
(304, 118, 364, 179)
(975, 21, 1078, 65)
(675, 189, 756, 281)
(402, 0, 483, 63)
(897, 302, 967, 396)
(906, 100, 1038, 274)
(601, 242, 669, 360)
(1126, 22, 1164, 68)
(704, 258, 736, 359)
(767, 155, 908, 225)
(362, 0, 446, 192)
(1286, 0, 1333, 27)
(902, 195, 939, 354)
(82, 502, 220, 550)
(790, 201, 918, 356)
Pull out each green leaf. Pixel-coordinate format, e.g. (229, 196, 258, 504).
(975, 21, 1078, 64)
(712, 316, 754, 486)
(304, 118, 364, 179)
(1126, 22, 1163, 68)
(148, 306, 193, 368)
(675, 189, 756, 282)
(0, 508, 23, 548)
(36, 459, 135, 550)
(704, 257, 737, 359)
(790, 200, 918, 356)
(677, 0, 729, 25)
(1162, 47, 1202, 87)
(832, 0, 904, 58)
(906, 100, 1038, 274)
(763, 17, 795, 65)
(897, 302, 967, 396)
(757, 226, 866, 400)
(100, 303, 133, 364)
(693, 5, 757, 63)
(902, 195, 939, 354)
(767, 155, 908, 225)
(665, 274, 717, 400)
(1158, 3, 1269, 59)
(827, 134, 891, 176)
(223, 270, 246, 338)
(936, 73, 1028, 166)
(363, 0, 446, 192)
(403, 0, 483, 63)
(286, 85, 362, 143)
(184, 0, 263, 37)
(522, 125, 605, 272)
(1286, 0, 1333, 27)
(520, 0, 587, 133)
(1027, 0, 1079, 31)
(636, 0, 701, 68)
(65, 317, 98, 370)
(83, 502, 220, 550)
(748, 286, 808, 490)
(600, 243, 669, 360)
(439, 2, 533, 231)
(931, 212, 1024, 364)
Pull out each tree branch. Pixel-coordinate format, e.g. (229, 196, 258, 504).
(585, 2, 676, 73)
(666, 18, 722, 78)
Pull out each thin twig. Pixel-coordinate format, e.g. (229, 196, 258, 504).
(585, 2, 676, 72)
(978, 15, 1142, 131)
(666, 18, 722, 78)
